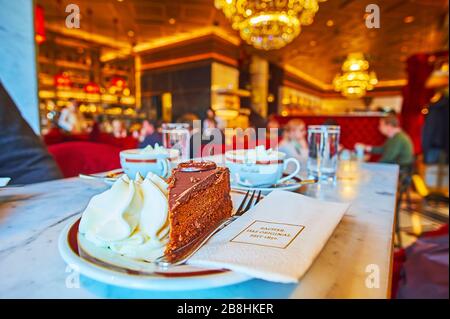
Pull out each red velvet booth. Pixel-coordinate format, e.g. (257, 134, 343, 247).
(43, 128, 138, 177)
(92, 133, 139, 150)
(43, 129, 139, 150)
(274, 115, 386, 150)
(48, 142, 121, 178)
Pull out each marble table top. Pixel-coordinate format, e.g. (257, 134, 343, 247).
(0, 161, 398, 298)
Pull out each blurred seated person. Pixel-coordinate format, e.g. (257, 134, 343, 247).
(202, 109, 218, 139)
(111, 119, 127, 138)
(323, 118, 344, 153)
(249, 109, 266, 130)
(0, 81, 62, 184)
(323, 118, 338, 126)
(89, 114, 104, 141)
(58, 98, 85, 134)
(130, 121, 142, 140)
(139, 120, 163, 148)
(278, 119, 309, 169)
(176, 113, 206, 159)
(101, 118, 113, 134)
(266, 114, 281, 148)
(422, 61, 449, 166)
(357, 114, 414, 171)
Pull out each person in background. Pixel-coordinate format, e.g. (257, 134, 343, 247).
(0, 81, 62, 184)
(357, 114, 414, 170)
(248, 109, 266, 130)
(266, 115, 280, 131)
(214, 112, 226, 131)
(111, 119, 127, 138)
(265, 114, 281, 149)
(202, 109, 217, 139)
(322, 118, 338, 126)
(58, 98, 85, 133)
(176, 113, 202, 159)
(278, 119, 309, 170)
(139, 119, 163, 148)
(323, 118, 344, 154)
(130, 121, 142, 140)
(89, 114, 104, 141)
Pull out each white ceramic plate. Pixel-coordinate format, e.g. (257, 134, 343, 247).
(58, 191, 252, 291)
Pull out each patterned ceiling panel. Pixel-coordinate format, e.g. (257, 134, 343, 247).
(39, 0, 448, 83)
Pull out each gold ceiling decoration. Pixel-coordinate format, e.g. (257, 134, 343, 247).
(215, 0, 326, 50)
(333, 53, 378, 99)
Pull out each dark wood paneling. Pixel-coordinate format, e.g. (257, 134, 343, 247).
(141, 63, 211, 121)
(268, 63, 284, 115)
(140, 35, 239, 66)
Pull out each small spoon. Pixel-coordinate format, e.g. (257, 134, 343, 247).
(271, 178, 317, 188)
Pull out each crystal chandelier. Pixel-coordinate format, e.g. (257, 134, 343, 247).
(215, 0, 326, 50)
(333, 53, 378, 99)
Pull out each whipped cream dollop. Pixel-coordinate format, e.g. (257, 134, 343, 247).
(79, 172, 169, 261)
(228, 145, 283, 162)
(141, 143, 171, 155)
(135, 143, 180, 160)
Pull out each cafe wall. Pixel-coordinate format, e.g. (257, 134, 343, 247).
(278, 83, 403, 115)
(321, 95, 403, 113)
(0, 0, 40, 133)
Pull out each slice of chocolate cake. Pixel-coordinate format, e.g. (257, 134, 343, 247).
(165, 161, 233, 260)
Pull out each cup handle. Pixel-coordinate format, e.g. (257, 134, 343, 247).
(277, 158, 301, 184)
(160, 158, 170, 178)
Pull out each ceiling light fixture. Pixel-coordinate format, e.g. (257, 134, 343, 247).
(215, 0, 327, 50)
(403, 16, 415, 24)
(333, 53, 378, 99)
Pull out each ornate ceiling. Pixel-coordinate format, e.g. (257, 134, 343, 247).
(39, 0, 449, 84)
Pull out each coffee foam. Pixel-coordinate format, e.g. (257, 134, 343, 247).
(226, 146, 285, 162)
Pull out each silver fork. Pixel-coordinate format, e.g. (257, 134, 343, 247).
(155, 190, 262, 268)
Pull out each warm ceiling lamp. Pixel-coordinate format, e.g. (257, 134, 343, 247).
(110, 76, 127, 90)
(215, 0, 326, 50)
(333, 53, 378, 99)
(35, 5, 46, 45)
(84, 81, 101, 94)
(54, 72, 71, 88)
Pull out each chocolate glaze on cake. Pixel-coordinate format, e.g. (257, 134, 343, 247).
(165, 161, 233, 260)
(167, 161, 220, 210)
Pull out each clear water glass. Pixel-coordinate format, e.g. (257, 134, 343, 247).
(162, 123, 190, 161)
(307, 125, 341, 181)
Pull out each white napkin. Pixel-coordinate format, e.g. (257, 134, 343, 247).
(188, 190, 350, 283)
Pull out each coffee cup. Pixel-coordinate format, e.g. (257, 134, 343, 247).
(225, 148, 301, 187)
(120, 145, 179, 179)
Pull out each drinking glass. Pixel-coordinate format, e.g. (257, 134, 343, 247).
(307, 125, 341, 181)
(162, 123, 190, 161)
